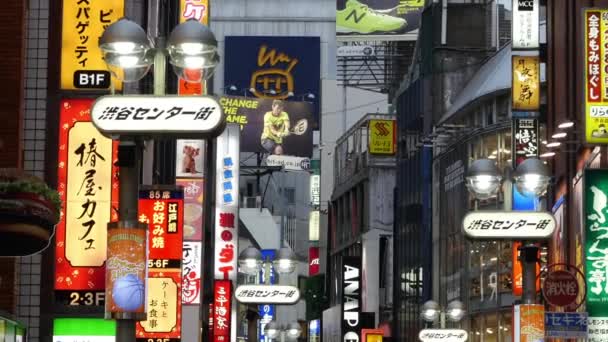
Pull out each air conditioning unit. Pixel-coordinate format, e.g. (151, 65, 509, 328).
(242, 196, 262, 208)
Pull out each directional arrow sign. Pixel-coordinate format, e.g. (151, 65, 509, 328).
(234, 285, 300, 304)
(419, 329, 468, 342)
(462, 211, 556, 240)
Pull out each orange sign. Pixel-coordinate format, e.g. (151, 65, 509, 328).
(514, 304, 544, 342)
(362, 329, 384, 342)
(512, 242, 541, 296)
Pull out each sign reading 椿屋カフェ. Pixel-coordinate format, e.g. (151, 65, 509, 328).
(418, 329, 468, 342)
(234, 285, 300, 304)
(342, 256, 361, 342)
(462, 211, 556, 239)
(91, 96, 224, 138)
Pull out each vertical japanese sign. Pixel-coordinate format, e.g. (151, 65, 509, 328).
(511, 0, 539, 49)
(309, 247, 320, 276)
(61, 0, 123, 90)
(513, 118, 539, 166)
(105, 223, 147, 319)
(136, 187, 184, 341)
(513, 304, 544, 342)
(584, 169, 608, 340)
(55, 99, 119, 303)
(178, 0, 209, 95)
(182, 241, 202, 304)
(342, 256, 361, 342)
(213, 280, 232, 342)
(368, 119, 396, 155)
(214, 124, 240, 341)
(584, 9, 608, 144)
(259, 249, 276, 342)
(512, 55, 540, 111)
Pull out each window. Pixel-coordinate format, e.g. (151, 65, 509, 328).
(284, 187, 296, 204)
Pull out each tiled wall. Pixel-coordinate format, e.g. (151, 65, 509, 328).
(18, 0, 49, 340)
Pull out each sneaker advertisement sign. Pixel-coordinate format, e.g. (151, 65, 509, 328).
(336, 0, 424, 37)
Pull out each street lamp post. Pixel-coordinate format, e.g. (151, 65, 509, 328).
(98, 17, 219, 342)
(264, 320, 303, 341)
(465, 158, 551, 305)
(420, 300, 466, 329)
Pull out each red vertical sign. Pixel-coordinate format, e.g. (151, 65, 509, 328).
(309, 247, 320, 276)
(136, 187, 184, 341)
(213, 280, 232, 342)
(55, 98, 119, 303)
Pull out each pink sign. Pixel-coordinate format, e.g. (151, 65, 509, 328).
(176, 178, 204, 241)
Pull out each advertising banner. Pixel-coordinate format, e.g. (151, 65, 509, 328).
(512, 55, 540, 111)
(223, 36, 320, 124)
(213, 280, 232, 342)
(259, 304, 275, 342)
(368, 119, 396, 155)
(104, 223, 147, 319)
(584, 9, 608, 144)
(61, 0, 123, 90)
(512, 0, 539, 49)
(342, 256, 362, 341)
(136, 187, 183, 340)
(219, 96, 313, 170)
(584, 169, 608, 334)
(53, 318, 116, 342)
(309, 211, 320, 241)
(513, 118, 539, 166)
(176, 178, 204, 240)
(182, 241, 202, 304)
(176, 140, 205, 178)
(336, 0, 423, 38)
(178, 0, 209, 95)
(55, 99, 119, 307)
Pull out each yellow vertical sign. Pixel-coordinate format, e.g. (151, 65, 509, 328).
(585, 9, 608, 143)
(61, 0, 123, 90)
(369, 119, 396, 155)
(512, 55, 540, 111)
(65, 122, 113, 266)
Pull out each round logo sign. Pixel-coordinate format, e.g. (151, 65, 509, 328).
(542, 270, 579, 307)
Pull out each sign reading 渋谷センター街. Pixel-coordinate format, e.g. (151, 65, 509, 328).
(584, 169, 608, 341)
(91, 96, 224, 138)
(583, 9, 608, 144)
(512, 55, 540, 111)
(55, 99, 119, 308)
(61, 0, 123, 90)
(462, 211, 556, 239)
(136, 187, 184, 341)
(234, 285, 300, 304)
(418, 329, 468, 342)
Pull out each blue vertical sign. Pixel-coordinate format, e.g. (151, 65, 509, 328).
(259, 249, 276, 342)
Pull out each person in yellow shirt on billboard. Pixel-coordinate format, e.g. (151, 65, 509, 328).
(261, 100, 290, 155)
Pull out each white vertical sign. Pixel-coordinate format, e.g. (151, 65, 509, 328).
(214, 124, 240, 341)
(512, 0, 539, 49)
